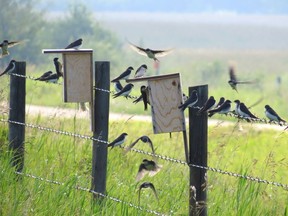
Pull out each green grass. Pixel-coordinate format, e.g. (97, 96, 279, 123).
(1, 114, 288, 215)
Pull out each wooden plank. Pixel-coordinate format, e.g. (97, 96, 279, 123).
(91, 61, 110, 200)
(9, 62, 26, 173)
(126, 73, 180, 83)
(188, 85, 208, 216)
(42, 49, 93, 54)
(63, 52, 93, 102)
(148, 75, 185, 134)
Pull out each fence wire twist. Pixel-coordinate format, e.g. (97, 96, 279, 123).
(14, 171, 166, 216)
(1, 119, 288, 191)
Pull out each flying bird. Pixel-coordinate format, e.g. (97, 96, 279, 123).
(112, 83, 134, 98)
(111, 66, 134, 82)
(265, 105, 286, 123)
(0, 59, 16, 77)
(208, 100, 232, 117)
(138, 182, 159, 205)
(53, 57, 63, 77)
(228, 65, 255, 92)
(113, 80, 123, 93)
(136, 159, 162, 182)
(197, 96, 216, 114)
(0, 40, 23, 57)
(134, 64, 147, 78)
(35, 71, 53, 81)
(178, 90, 198, 111)
(125, 135, 155, 155)
(65, 38, 82, 49)
(107, 132, 128, 149)
(129, 41, 172, 61)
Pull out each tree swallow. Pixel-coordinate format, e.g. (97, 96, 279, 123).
(228, 65, 255, 92)
(112, 83, 134, 98)
(125, 135, 155, 155)
(53, 57, 63, 77)
(0, 59, 16, 77)
(134, 64, 147, 78)
(129, 41, 172, 61)
(178, 90, 198, 111)
(65, 38, 82, 49)
(39, 72, 60, 83)
(215, 97, 225, 108)
(0, 40, 22, 57)
(265, 105, 286, 123)
(136, 159, 162, 182)
(107, 132, 128, 149)
(238, 102, 258, 119)
(114, 80, 123, 93)
(234, 99, 241, 115)
(111, 66, 134, 82)
(208, 100, 231, 117)
(35, 71, 53, 81)
(138, 182, 159, 205)
(197, 96, 216, 114)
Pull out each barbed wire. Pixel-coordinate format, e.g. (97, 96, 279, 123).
(14, 171, 166, 216)
(1, 118, 288, 190)
(10, 73, 63, 86)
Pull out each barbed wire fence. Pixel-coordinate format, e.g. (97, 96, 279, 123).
(1, 66, 288, 215)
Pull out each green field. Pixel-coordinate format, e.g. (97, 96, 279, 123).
(0, 114, 288, 215)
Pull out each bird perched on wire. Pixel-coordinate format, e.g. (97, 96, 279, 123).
(111, 66, 134, 82)
(134, 64, 147, 78)
(113, 83, 134, 99)
(215, 97, 225, 108)
(65, 38, 82, 49)
(178, 90, 198, 111)
(107, 132, 128, 149)
(228, 65, 255, 92)
(53, 57, 63, 77)
(125, 135, 155, 155)
(197, 96, 216, 114)
(35, 71, 53, 81)
(265, 105, 286, 124)
(38, 72, 60, 83)
(113, 80, 123, 93)
(0, 40, 23, 57)
(138, 182, 159, 205)
(136, 159, 162, 182)
(0, 59, 16, 77)
(208, 100, 232, 117)
(129, 41, 172, 62)
(235, 100, 258, 120)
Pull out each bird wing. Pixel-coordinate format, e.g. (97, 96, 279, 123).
(133, 95, 143, 104)
(128, 42, 148, 56)
(153, 49, 173, 57)
(8, 41, 23, 48)
(136, 164, 147, 182)
(148, 183, 159, 201)
(229, 66, 237, 81)
(124, 137, 140, 153)
(198, 97, 215, 113)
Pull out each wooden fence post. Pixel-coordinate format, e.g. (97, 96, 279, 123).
(189, 85, 208, 216)
(91, 61, 110, 200)
(8, 62, 26, 173)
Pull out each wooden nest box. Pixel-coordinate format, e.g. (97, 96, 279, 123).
(127, 73, 186, 134)
(42, 49, 93, 103)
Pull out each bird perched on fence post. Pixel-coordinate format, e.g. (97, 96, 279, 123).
(65, 38, 82, 49)
(0, 59, 16, 77)
(0, 40, 23, 57)
(129, 41, 172, 61)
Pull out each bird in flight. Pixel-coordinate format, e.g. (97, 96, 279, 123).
(136, 159, 162, 182)
(228, 65, 255, 92)
(138, 182, 159, 205)
(0, 40, 23, 57)
(129, 41, 172, 61)
(125, 135, 155, 155)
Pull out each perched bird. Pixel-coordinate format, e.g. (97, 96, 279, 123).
(136, 159, 162, 182)
(134, 64, 147, 78)
(234, 99, 241, 115)
(138, 182, 158, 205)
(265, 105, 286, 123)
(35, 71, 53, 81)
(65, 38, 82, 49)
(107, 132, 128, 149)
(238, 102, 258, 119)
(208, 100, 232, 117)
(39, 72, 60, 83)
(215, 97, 225, 108)
(228, 65, 254, 92)
(0, 59, 16, 77)
(53, 57, 63, 77)
(125, 135, 155, 155)
(111, 66, 134, 82)
(113, 83, 134, 98)
(132, 86, 149, 110)
(178, 90, 198, 111)
(0, 40, 23, 57)
(129, 41, 172, 61)
(197, 96, 216, 114)
(114, 80, 123, 93)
